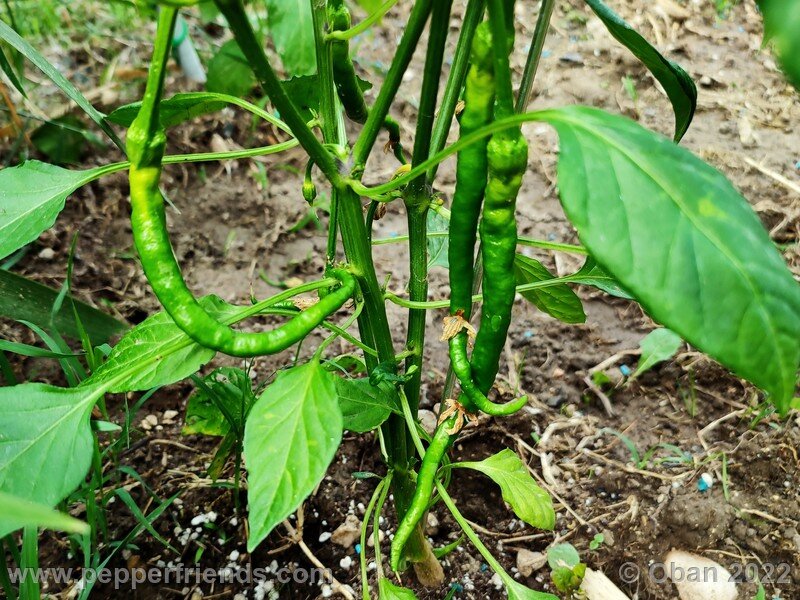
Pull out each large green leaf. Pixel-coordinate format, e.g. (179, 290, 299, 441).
(87, 295, 237, 393)
(0, 161, 105, 260)
(0, 491, 89, 538)
(757, 0, 800, 89)
(107, 93, 229, 128)
(0, 383, 101, 511)
(264, 0, 317, 77)
(0, 269, 126, 344)
(514, 255, 586, 323)
(457, 449, 555, 530)
(583, 0, 697, 141)
(540, 106, 800, 412)
(334, 377, 392, 433)
(244, 361, 342, 551)
(0, 20, 122, 150)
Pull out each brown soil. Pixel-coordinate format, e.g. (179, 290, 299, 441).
(2, 1, 799, 599)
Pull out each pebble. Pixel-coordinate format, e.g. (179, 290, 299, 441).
(140, 414, 158, 430)
(339, 556, 353, 570)
(516, 549, 547, 577)
(318, 532, 332, 543)
(162, 410, 179, 424)
(331, 514, 361, 547)
(38, 248, 55, 260)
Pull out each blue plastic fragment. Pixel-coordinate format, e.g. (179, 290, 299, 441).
(480, 563, 489, 572)
(697, 472, 713, 492)
(619, 364, 632, 377)
(355, 544, 361, 555)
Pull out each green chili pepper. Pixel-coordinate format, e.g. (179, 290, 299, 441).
(390, 416, 455, 571)
(128, 7, 355, 358)
(449, 332, 527, 415)
(469, 131, 528, 391)
(327, 0, 405, 163)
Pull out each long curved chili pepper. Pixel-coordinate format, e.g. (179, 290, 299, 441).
(127, 7, 355, 358)
(449, 332, 527, 415)
(327, 0, 405, 163)
(390, 417, 455, 571)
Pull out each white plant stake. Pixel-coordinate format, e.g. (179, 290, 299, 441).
(664, 550, 738, 600)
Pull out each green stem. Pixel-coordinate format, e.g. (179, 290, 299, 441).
(352, 0, 433, 168)
(326, 0, 398, 41)
(515, 0, 555, 113)
(360, 474, 390, 600)
(402, 0, 453, 431)
(372, 231, 587, 254)
(426, 0, 485, 184)
(214, 0, 343, 187)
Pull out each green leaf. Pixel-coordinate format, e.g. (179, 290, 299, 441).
(183, 367, 255, 436)
(379, 578, 419, 600)
(426, 209, 449, 271)
(0, 491, 89, 538)
(757, 0, 800, 89)
(458, 449, 555, 530)
(0, 339, 80, 359)
(0, 383, 101, 512)
(0, 20, 122, 149)
(547, 543, 581, 570)
(631, 328, 682, 379)
(505, 580, 560, 600)
(0, 269, 126, 345)
(354, 0, 385, 13)
(30, 116, 88, 165)
(207, 40, 256, 97)
(87, 295, 237, 393)
(244, 361, 343, 551)
(514, 254, 586, 323)
(264, 0, 316, 77)
(541, 105, 800, 413)
(107, 93, 229, 128)
(0, 161, 104, 260)
(583, 0, 697, 141)
(569, 257, 632, 299)
(334, 377, 392, 433)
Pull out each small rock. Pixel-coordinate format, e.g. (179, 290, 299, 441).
(426, 512, 439, 536)
(162, 410, 179, 424)
(664, 550, 738, 600)
(366, 529, 385, 547)
(516, 549, 547, 577)
(738, 116, 759, 147)
(418, 409, 438, 436)
(339, 556, 353, 570)
(140, 414, 158, 430)
(318, 532, 332, 543)
(331, 514, 361, 548)
(551, 367, 565, 379)
(38, 248, 55, 261)
(560, 52, 584, 65)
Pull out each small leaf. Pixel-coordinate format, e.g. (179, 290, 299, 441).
(183, 367, 255, 436)
(540, 105, 800, 413)
(107, 93, 230, 128)
(378, 578, 419, 600)
(757, 0, 800, 89)
(0, 269, 126, 345)
(0, 20, 122, 149)
(264, 0, 317, 77)
(569, 257, 632, 299)
(458, 449, 555, 530)
(514, 254, 585, 323)
(631, 328, 682, 379)
(334, 377, 393, 433)
(426, 209, 450, 271)
(87, 295, 237, 393)
(0, 45, 26, 97)
(547, 543, 581, 570)
(244, 361, 343, 551)
(0, 161, 104, 260)
(0, 383, 100, 512)
(207, 40, 256, 97)
(584, 0, 697, 141)
(0, 491, 89, 538)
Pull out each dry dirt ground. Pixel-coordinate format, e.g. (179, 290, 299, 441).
(1, 0, 799, 599)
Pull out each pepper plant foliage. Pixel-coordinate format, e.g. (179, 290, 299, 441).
(0, 0, 799, 597)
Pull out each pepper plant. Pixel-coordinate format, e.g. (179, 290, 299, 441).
(0, 0, 799, 597)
